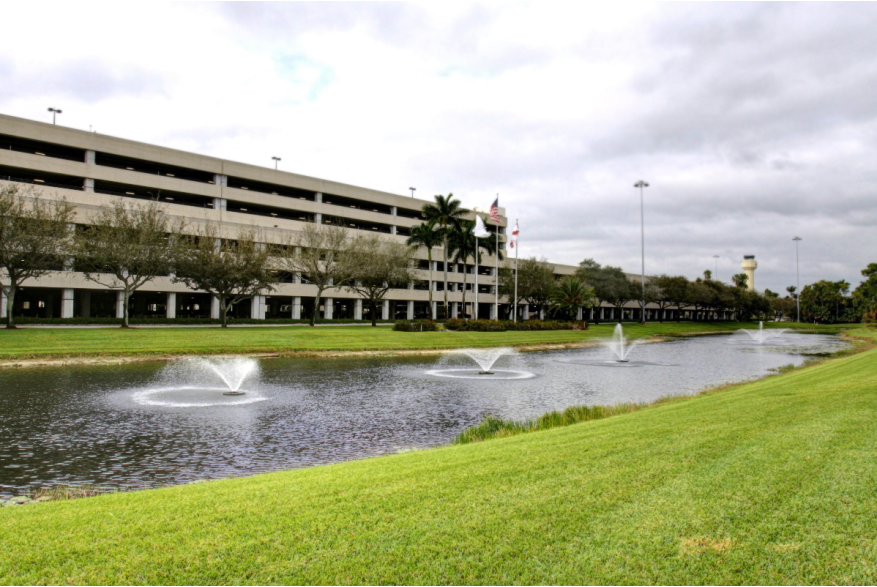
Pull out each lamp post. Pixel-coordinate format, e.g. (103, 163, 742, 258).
(271, 156, 281, 170)
(409, 187, 416, 198)
(793, 236, 802, 323)
(634, 180, 648, 323)
(47, 107, 62, 125)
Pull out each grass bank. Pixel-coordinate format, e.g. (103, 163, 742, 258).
(0, 321, 847, 363)
(1, 327, 875, 584)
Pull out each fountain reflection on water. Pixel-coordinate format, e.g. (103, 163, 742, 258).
(132, 357, 268, 407)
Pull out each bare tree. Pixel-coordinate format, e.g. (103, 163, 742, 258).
(174, 223, 274, 327)
(274, 223, 352, 326)
(0, 184, 75, 328)
(341, 235, 415, 326)
(74, 200, 183, 328)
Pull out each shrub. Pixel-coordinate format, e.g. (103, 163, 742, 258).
(439, 319, 578, 332)
(393, 319, 438, 332)
(444, 317, 465, 331)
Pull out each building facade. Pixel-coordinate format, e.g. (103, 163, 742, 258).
(1, 113, 660, 323)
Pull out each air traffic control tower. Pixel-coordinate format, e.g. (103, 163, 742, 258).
(741, 255, 757, 291)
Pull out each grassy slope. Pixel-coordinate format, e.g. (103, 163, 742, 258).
(0, 321, 843, 360)
(1, 328, 875, 584)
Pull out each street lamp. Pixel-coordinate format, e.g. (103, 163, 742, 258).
(271, 156, 281, 170)
(47, 107, 62, 125)
(793, 236, 802, 323)
(409, 187, 416, 198)
(634, 180, 649, 323)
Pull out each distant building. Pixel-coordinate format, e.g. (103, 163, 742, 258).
(741, 255, 757, 291)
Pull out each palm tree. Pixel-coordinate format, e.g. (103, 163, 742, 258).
(447, 218, 503, 319)
(405, 220, 442, 313)
(422, 194, 466, 317)
(548, 276, 596, 321)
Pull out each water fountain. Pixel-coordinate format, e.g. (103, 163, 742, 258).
(606, 323, 638, 363)
(426, 347, 535, 379)
(739, 321, 789, 345)
(132, 357, 268, 407)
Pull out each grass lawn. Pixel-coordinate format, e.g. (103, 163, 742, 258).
(0, 321, 847, 361)
(1, 327, 875, 584)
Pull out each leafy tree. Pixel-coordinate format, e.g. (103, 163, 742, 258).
(652, 275, 690, 322)
(703, 269, 712, 280)
(688, 279, 715, 320)
(499, 256, 555, 319)
(275, 223, 351, 327)
(421, 194, 466, 317)
(174, 224, 274, 328)
(770, 296, 797, 321)
(0, 184, 74, 328)
(548, 276, 596, 321)
(800, 280, 853, 324)
(576, 259, 633, 322)
(73, 200, 183, 328)
(405, 220, 442, 313)
(853, 263, 877, 322)
(341, 235, 416, 326)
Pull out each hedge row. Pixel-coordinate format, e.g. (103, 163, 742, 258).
(443, 318, 586, 332)
(393, 320, 440, 332)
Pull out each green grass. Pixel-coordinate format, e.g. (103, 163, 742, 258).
(1, 327, 876, 584)
(0, 321, 851, 361)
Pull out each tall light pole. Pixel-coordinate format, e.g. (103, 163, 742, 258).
(634, 180, 648, 323)
(409, 187, 416, 198)
(793, 236, 802, 323)
(271, 156, 281, 170)
(713, 255, 719, 277)
(47, 107, 62, 125)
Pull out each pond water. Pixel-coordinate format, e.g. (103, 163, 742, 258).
(0, 331, 846, 497)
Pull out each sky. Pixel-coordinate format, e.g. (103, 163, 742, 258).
(1, 2, 875, 293)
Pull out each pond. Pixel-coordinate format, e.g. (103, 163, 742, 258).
(0, 331, 847, 497)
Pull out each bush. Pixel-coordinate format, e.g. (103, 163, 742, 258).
(393, 320, 439, 332)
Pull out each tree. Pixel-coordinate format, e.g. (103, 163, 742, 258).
(853, 263, 877, 322)
(274, 222, 351, 327)
(548, 276, 596, 321)
(405, 220, 442, 315)
(498, 256, 554, 319)
(73, 200, 183, 328)
(341, 235, 416, 326)
(644, 281, 668, 322)
(421, 194, 466, 317)
(652, 275, 690, 322)
(800, 280, 853, 324)
(770, 296, 796, 321)
(688, 279, 715, 321)
(174, 224, 274, 327)
(0, 184, 75, 328)
(448, 219, 501, 319)
(732, 273, 749, 289)
(704, 269, 712, 280)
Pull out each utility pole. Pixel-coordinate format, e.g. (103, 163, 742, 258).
(634, 180, 649, 323)
(793, 236, 802, 323)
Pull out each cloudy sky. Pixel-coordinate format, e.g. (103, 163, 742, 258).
(2, 2, 875, 293)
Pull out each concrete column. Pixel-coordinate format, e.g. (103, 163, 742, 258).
(292, 296, 301, 319)
(354, 299, 363, 320)
(539, 308, 545, 320)
(390, 206, 397, 235)
(213, 198, 227, 211)
(84, 178, 94, 192)
(451, 302, 458, 318)
(166, 293, 177, 319)
(406, 300, 414, 320)
(85, 150, 96, 165)
(324, 297, 333, 319)
(314, 192, 322, 225)
(523, 303, 529, 320)
(382, 300, 389, 320)
(576, 307, 583, 321)
(431, 301, 437, 320)
(600, 307, 605, 320)
(490, 304, 497, 320)
(211, 296, 220, 319)
(61, 289, 74, 318)
(250, 295, 264, 319)
(115, 291, 125, 319)
(1, 290, 7, 319)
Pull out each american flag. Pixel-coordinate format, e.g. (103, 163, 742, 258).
(489, 196, 501, 223)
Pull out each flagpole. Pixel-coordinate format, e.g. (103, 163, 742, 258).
(474, 236, 479, 320)
(495, 221, 499, 320)
(513, 219, 518, 323)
